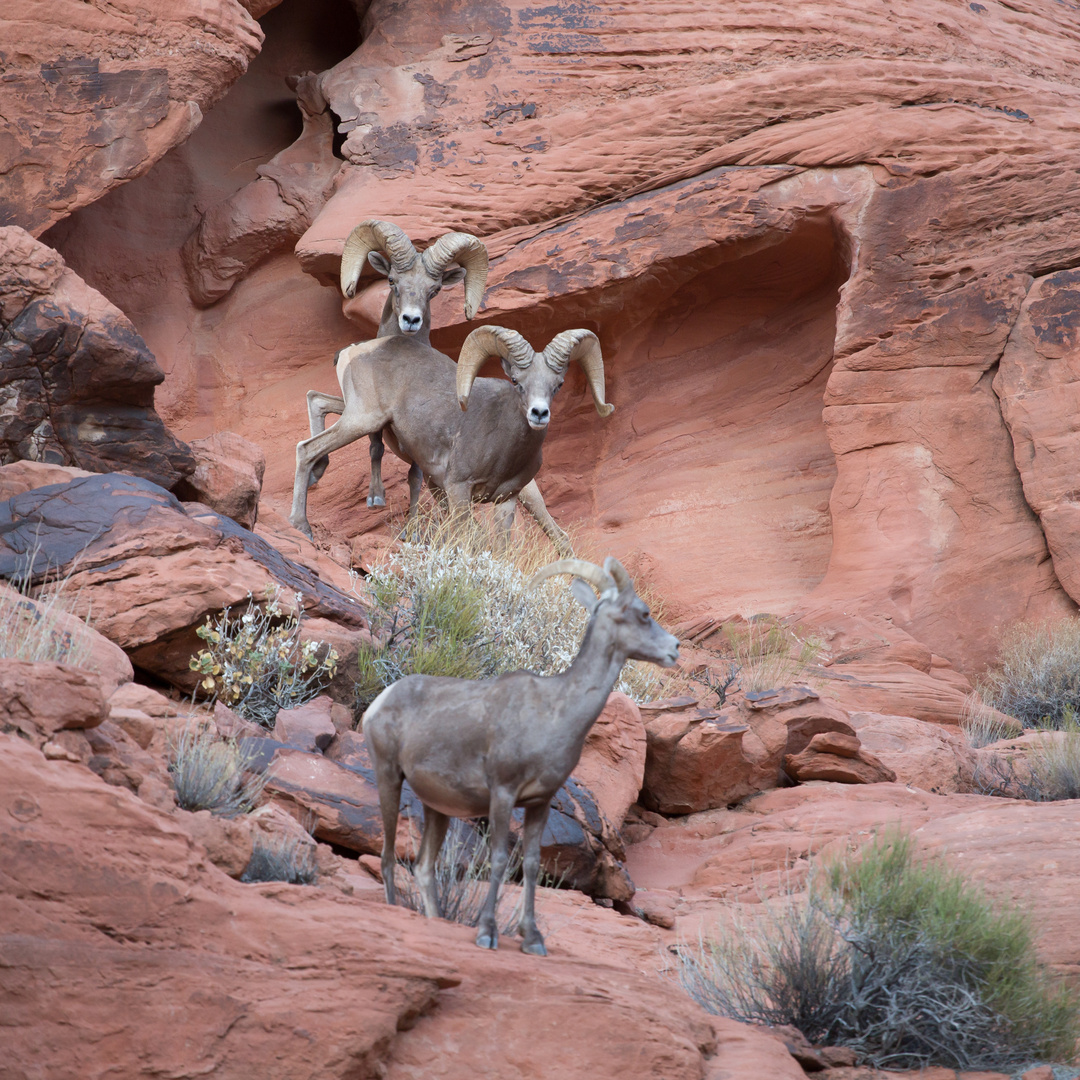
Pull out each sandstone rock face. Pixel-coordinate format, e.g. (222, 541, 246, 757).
(48, 0, 1079, 676)
(783, 731, 897, 786)
(0, 659, 107, 746)
(0, 0, 262, 235)
(849, 711, 979, 794)
(173, 430, 266, 528)
(571, 691, 646, 832)
(0, 228, 195, 488)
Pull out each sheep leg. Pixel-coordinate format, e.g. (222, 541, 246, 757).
(493, 497, 517, 554)
(518, 802, 550, 956)
(368, 431, 387, 507)
(374, 761, 405, 906)
(305, 391, 344, 489)
(475, 788, 515, 950)
(407, 463, 423, 515)
(291, 406, 386, 538)
(413, 804, 450, 918)
(517, 479, 573, 557)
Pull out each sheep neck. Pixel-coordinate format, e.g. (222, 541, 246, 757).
(546, 615, 626, 745)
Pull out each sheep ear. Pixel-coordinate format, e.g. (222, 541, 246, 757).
(441, 265, 467, 287)
(569, 578, 599, 613)
(368, 251, 391, 276)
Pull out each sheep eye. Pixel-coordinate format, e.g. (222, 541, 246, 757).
(510, 377, 518, 386)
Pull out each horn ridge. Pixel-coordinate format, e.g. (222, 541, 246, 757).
(542, 329, 613, 418)
(527, 559, 617, 598)
(421, 231, 490, 320)
(339, 220, 417, 298)
(456, 326, 535, 410)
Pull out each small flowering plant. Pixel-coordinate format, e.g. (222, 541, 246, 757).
(189, 586, 339, 727)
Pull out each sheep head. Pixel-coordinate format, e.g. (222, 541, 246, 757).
(527, 557, 680, 668)
(456, 326, 613, 431)
(339, 220, 489, 336)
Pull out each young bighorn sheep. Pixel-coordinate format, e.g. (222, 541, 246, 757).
(362, 556, 680, 954)
(290, 326, 614, 550)
(306, 219, 488, 507)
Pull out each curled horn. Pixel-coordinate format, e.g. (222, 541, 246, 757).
(604, 556, 633, 593)
(421, 232, 490, 320)
(543, 329, 614, 417)
(339, 220, 417, 298)
(527, 558, 617, 599)
(456, 326, 535, 411)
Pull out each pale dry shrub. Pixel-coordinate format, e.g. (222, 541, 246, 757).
(981, 617, 1080, 729)
(169, 722, 267, 817)
(355, 505, 666, 706)
(974, 716, 1080, 803)
(960, 693, 1023, 749)
(721, 615, 823, 694)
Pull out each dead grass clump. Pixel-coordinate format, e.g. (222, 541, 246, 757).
(0, 562, 93, 669)
(980, 617, 1080, 729)
(169, 722, 267, 817)
(241, 832, 318, 885)
(960, 693, 1023, 749)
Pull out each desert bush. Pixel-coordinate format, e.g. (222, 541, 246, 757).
(169, 722, 267, 817)
(714, 615, 823, 694)
(0, 560, 92, 668)
(676, 832, 1078, 1071)
(354, 509, 665, 707)
(961, 693, 1023, 748)
(241, 831, 318, 885)
(980, 617, 1080, 729)
(189, 587, 339, 727)
(973, 715, 1080, 803)
(395, 816, 562, 934)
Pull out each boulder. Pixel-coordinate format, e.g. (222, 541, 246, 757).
(783, 731, 897, 785)
(183, 808, 257, 879)
(212, 700, 268, 740)
(849, 711, 979, 794)
(0, 658, 107, 746)
(84, 719, 176, 810)
(641, 701, 764, 814)
(0, 460, 93, 500)
(174, 431, 266, 529)
(108, 683, 182, 718)
(571, 692, 646, 831)
(273, 695, 336, 753)
(0, 228, 195, 489)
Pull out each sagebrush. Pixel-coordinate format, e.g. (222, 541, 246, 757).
(972, 713, 1080, 803)
(675, 832, 1078, 1071)
(189, 587, 339, 727)
(980, 617, 1080, 729)
(354, 510, 665, 707)
(169, 722, 267, 817)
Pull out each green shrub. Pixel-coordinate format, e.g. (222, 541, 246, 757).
(981, 617, 1080, 729)
(354, 513, 665, 708)
(169, 722, 267, 817)
(189, 587, 339, 727)
(676, 832, 1078, 1071)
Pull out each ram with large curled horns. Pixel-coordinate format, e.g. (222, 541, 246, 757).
(289, 323, 614, 549)
(306, 219, 488, 510)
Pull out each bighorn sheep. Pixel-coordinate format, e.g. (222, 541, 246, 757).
(362, 556, 680, 954)
(290, 325, 614, 550)
(306, 219, 488, 508)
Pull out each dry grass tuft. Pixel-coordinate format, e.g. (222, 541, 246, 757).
(169, 722, 267, 817)
(0, 561, 93, 669)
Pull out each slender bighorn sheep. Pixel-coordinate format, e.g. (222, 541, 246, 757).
(306, 219, 488, 507)
(362, 556, 680, 954)
(290, 325, 614, 550)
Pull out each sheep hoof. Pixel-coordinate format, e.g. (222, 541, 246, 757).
(520, 940, 547, 957)
(475, 931, 498, 950)
(367, 495, 386, 507)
